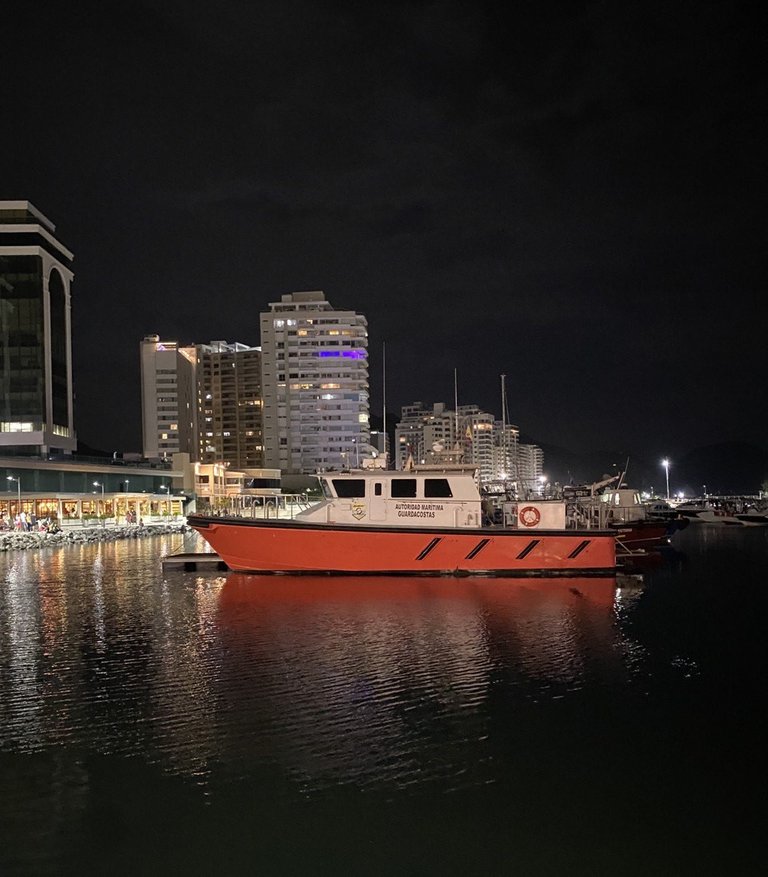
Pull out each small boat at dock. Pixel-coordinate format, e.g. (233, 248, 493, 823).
(188, 463, 617, 576)
(673, 498, 762, 526)
(564, 478, 688, 551)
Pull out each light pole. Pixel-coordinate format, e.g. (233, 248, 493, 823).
(93, 481, 105, 526)
(352, 438, 360, 468)
(661, 458, 670, 500)
(6, 475, 21, 519)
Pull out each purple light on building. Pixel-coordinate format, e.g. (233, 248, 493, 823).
(317, 350, 365, 359)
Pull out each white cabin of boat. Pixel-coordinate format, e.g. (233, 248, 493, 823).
(597, 488, 647, 523)
(298, 463, 567, 530)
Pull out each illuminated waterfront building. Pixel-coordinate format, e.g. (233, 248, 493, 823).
(517, 443, 544, 494)
(260, 291, 370, 474)
(395, 401, 528, 488)
(458, 405, 495, 484)
(369, 429, 389, 461)
(0, 454, 185, 525)
(196, 341, 263, 468)
(395, 403, 459, 469)
(493, 421, 520, 483)
(0, 201, 76, 455)
(140, 335, 196, 460)
(141, 336, 264, 471)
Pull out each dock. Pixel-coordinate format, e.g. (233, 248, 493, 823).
(162, 552, 229, 571)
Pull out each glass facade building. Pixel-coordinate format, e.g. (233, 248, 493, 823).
(0, 201, 76, 455)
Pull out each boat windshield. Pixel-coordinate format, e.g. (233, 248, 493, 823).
(331, 478, 367, 498)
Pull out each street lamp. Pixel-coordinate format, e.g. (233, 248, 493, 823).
(352, 437, 360, 468)
(6, 475, 21, 516)
(93, 481, 105, 527)
(661, 458, 670, 500)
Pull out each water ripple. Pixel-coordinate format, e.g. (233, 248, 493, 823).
(0, 538, 638, 793)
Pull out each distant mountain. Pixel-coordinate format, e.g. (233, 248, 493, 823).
(672, 443, 768, 496)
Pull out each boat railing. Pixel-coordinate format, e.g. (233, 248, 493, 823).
(199, 493, 319, 520)
(568, 499, 614, 529)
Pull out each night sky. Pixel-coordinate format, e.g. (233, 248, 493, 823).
(4, 1, 765, 481)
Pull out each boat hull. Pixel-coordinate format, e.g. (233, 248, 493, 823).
(613, 516, 689, 549)
(188, 515, 617, 576)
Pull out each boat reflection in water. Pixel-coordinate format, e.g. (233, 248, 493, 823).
(211, 573, 637, 795)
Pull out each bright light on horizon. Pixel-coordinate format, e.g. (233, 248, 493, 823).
(661, 458, 671, 500)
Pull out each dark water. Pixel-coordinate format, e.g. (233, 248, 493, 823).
(1, 526, 766, 876)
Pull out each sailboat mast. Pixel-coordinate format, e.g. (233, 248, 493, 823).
(501, 373, 507, 478)
(382, 342, 387, 467)
(454, 368, 460, 460)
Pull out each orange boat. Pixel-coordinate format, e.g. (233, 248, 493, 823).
(188, 464, 617, 577)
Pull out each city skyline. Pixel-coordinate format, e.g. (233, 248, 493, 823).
(2, 1, 764, 473)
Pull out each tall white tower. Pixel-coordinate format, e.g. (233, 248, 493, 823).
(260, 291, 369, 474)
(139, 335, 196, 460)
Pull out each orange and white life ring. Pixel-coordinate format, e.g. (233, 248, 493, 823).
(519, 506, 541, 527)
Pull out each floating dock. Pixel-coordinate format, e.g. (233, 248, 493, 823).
(162, 552, 229, 571)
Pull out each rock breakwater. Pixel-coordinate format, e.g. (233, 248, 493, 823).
(0, 523, 189, 552)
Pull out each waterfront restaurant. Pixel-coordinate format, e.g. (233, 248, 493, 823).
(0, 455, 187, 529)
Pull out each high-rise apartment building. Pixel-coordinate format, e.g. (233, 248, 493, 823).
(395, 400, 529, 488)
(0, 201, 77, 455)
(458, 405, 496, 484)
(140, 335, 196, 459)
(196, 341, 263, 468)
(260, 291, 369, 474)
(493, 421, 520, 483)
(517, 443, 544, 494)
(395, 402, 458, 469)
(140, 336, 264, 469)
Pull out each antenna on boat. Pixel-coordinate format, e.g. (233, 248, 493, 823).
(382, 341, 387, 467)
(501, 373, 507, 481)
(454, 367, 459, 422)
(454, 368, 461, 462)
(617, 456, 630, 489)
